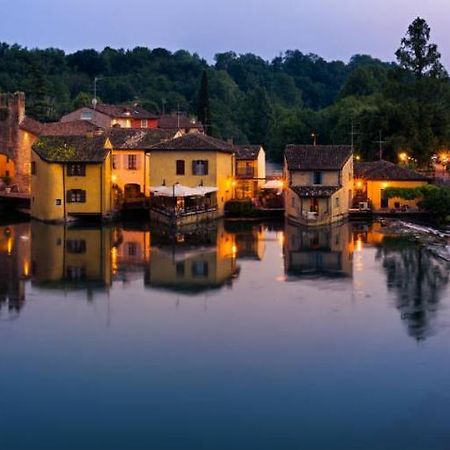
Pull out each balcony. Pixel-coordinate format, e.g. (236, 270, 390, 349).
(236, 167, 256, 178)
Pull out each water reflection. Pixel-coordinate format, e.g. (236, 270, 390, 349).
(377, 236, 450, 340)
(283, 222, 354, 278)
(31, 222, 113, 300)
(0, 223, 30, 316)
(1, 219, 449, 341)
(145, 222, 239, 294)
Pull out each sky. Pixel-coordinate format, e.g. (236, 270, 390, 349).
(2, 0, 450, 67)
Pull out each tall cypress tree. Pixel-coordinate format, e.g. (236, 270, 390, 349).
(27, 64, 51, 122)
(197, 70, 212, 135)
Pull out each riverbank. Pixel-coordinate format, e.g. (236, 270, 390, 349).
(381, 219, 450, 261)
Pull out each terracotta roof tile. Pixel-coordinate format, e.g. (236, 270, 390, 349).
(235, 145, 263, 160)
(107, 128, 179, 150)
(93, 103, 158, 119)
(19, 117, 42, 135)
(32, 135, 108, 163)
(354, 160, 428, 181)
(150, 133, 234, 153)
(285, 145, 352, 170)
(20, 117, 104, 137)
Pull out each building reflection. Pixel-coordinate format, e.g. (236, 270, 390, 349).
(0, 223, 31, 315)
(145, 222, 239, 294)
(31, 221, 113, 299)
(112, 227, 151, 282)
(284, 222, 354, 278)
(376, 237, 450, 341)
(224, 221, 266, 260)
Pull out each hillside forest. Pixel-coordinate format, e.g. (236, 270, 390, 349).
(0, 17, 449, 164)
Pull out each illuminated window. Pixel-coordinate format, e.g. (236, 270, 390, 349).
(140, 119, 148, 128)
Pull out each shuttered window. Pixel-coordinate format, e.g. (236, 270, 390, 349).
(192, 160, 208, 175)
(126, 154, 140, 170)
(112, 154, 120, 169)
(66, 189, 86, 203)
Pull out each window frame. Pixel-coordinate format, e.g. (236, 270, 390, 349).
(192, 160, 208, 176)
(66, 189, 86, 203)
(176, 159, 185, 175)
(67, 163, 86, 177)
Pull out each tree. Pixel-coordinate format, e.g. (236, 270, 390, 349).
(27, 63, 51, 121)
(197, 70, 212, 135)
(395, 17, 448, 79)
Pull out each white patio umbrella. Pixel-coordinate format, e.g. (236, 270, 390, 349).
(262, 180, 284, 190)
(150, 184, 202, 197)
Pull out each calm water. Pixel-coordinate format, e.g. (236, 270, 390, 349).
(1, 219, 450, 450)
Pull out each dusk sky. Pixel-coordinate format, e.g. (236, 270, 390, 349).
(3, 0, 450, 66)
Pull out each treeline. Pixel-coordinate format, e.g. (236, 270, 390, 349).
(0, 17, 449, 164)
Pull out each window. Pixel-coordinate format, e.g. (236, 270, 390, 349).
(140, 119, 148, 128)
(313, 171, 322, 185)
(31, 161, 36, 175)
(55, 199, 61, 206)
(66, 239, 86, 254)
(176, 160, 185, 175)
(127, 154, 137, 170)
(176, 262, 185, 278)
(192, 160, 208, 175)
(335, 196, 340, 208)
(192, 260, 209, 278)
(112, 154, 120, 170)
(66, 189, 86, 203)
(291, 195, 295, 207)
(127, 242, 138, 257)
(80, 111, 93, 120)
(67, 164, 86, 176)
(66, 266, 86, 281)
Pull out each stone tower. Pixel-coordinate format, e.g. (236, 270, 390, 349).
(0, 92, 30, 191)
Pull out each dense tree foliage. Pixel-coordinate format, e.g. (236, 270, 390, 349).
(0, 17, 448, 164)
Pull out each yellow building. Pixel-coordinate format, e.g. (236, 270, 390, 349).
(354, 160, 429, 211)
(148, 133, 235, 225)
(31, 221, 112, 294)
(108, 128, 181, 201)
(30, 135, 116, 222)
(234, 145, 266, 200)
(284, 145, 353, 226)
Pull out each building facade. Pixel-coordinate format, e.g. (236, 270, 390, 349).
(30, 135, 115, 222)
(353, 160, 429, 211)
(234, 145, 266, 200)
(148, 133, 235, 224)
(284, 145, 353, 226)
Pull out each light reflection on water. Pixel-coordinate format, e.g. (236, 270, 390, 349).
(0, 219, 450, 450)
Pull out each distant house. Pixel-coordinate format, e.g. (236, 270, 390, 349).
(284, 145, 353, 226)
(157, 114, 204, 134)
(354, 160, 429, 211)
(60, 103, 159, 129)
(234, 145, 265, 200)
(107, 128, 182, 201)
(30, 135, 115, 222)
(148, 133, 235, 225)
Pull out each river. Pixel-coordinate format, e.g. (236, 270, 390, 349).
(0, 219, 450, 450)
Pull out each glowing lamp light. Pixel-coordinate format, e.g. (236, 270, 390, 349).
(356, 181, 363, 189)
(355, 155, 361, 161)
(111, 174, 117, 182)
(382, 182, 389, 189)
(399, 152, 408, 162)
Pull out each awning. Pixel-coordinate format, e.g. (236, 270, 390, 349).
(150, 184, 218, 197)
(262, 180, 284, 190)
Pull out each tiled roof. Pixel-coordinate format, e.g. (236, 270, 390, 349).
(235, 145, 263, 160)
(91, 103, 158, 119)
(19, 117, 42, 135)
(20, 117, 103, 136)
(158, 114, 203, 130)
(32, 135, 109, 163)
(291, 186, 340, 197)
(150, 133, 234, 153)
(107, 128, 179, 150)
(285, 145, 352, 170)
(354, 160, 428, 181)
